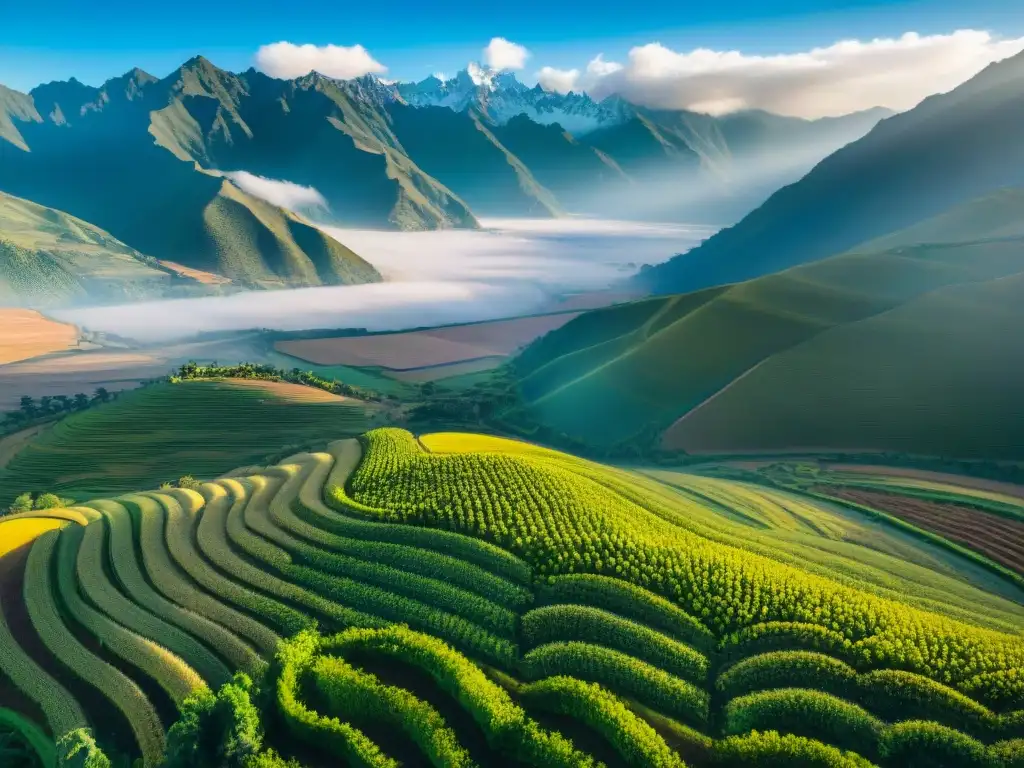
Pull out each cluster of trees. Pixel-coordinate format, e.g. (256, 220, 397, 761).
(172, 362, 384, 402)
(1, 388, 113, 435)
(5, 491, 74, 515)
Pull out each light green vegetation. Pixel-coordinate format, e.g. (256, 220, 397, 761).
(2, 426, 1021, 768)
(0, 379, 374, 503)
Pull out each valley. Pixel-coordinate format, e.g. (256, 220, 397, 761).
(2, 18, 1024, 768)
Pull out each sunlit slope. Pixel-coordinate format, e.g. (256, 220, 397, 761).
(0, 380, 375, 503)
(2, 428, 1022, 767)
(665, 271, 1024, 458)
(515, 238, 1024, 447)
(0, 190, 195, 306)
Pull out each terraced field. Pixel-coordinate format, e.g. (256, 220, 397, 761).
(0, 429, 1021, 767)
(0, 379, 376, 504)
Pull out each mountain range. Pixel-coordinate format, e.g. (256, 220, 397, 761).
(635, 47, 1024, 295)
(0, 56, 891, 299)
(510, 48, 1024, 457)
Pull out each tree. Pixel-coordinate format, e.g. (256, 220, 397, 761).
(18, 396, 35, 417)
(39, 396, 53, 414)
(8, 493, 33, 514)
(53, 394, 71, 411)
(34, 493, 64, 510)
(57, 728, 111, 768)
(73, 393, 90, 410)
(178, 476, 202, 491)
(164, 674, 263, 768)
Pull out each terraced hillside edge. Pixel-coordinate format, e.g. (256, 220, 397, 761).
(1, 428, 1021, 767)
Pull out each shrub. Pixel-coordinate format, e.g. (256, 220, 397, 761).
(723, 689, 883, 757)
(712, 729, 876, 767)
(877, 720, 996, 768)
(164, 673, 264, 768)
(717, 652, 856, 700)
(57, 728, 111, 768)
(8, 492, 33, 514)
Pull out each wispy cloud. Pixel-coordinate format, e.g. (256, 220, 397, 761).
(221, 171, 327, 213)
(537, 30, 1024, 117)
(255, 41, 387, 80)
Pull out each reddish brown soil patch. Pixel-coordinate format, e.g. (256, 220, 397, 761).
(823, 486, 1024, 574)
(218, 378, 352, 402)
(828, 464, 1024, 501)
(0, 309, 79, 366)
(386, 357, 505, 382)
(276, 313, 582, 370)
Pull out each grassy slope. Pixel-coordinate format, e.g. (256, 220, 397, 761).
(515, 237, 1024, 447)
(0, 380, 376, 502)
(0, 190, 196, 306)
(665, 270, 1024, 458)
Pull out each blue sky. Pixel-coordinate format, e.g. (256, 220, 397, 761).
(1, 0, 1023, 92)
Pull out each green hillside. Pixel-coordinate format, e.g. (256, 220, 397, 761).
(0, 379, 377, 503)
(636, 48, 1024, 294)
(665, 270, 1024, 457)
(513, 235, 1024, 449)
(0, 190, 213, 306)
(0, 426, 1020, 768)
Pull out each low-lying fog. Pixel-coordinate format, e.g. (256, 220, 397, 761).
(52, 218, 714, 343)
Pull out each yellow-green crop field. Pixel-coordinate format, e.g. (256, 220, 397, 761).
(0, 428, 1021, 767)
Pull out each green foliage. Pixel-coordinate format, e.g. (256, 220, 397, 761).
(522, 641, 709, 727)
(716, 652, 856, 700)
(522, 604, 708, 683)
(174, 361, 383, 403)
(9, 493, 33, 514)
(311, 655, 473, 768)
(723, 689, 884, 757)
(57, 729, 110, 768)
(719, 623, 854, 666)
(176, 476, 202, 491)
(711, 730, 876, 767)
(536, 574, 715, 652)
(877, 720, 995, 767)
(164, 673, 263, 768)
(520, 676, 686, 767)
(348, 429, 1024, 693)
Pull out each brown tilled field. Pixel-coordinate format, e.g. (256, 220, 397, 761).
(276, 313, 582, 370)
(0, 309, 79, 366)
(823, 486, 1024, 574)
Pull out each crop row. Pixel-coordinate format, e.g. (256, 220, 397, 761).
(311, 654, 475, 767)
(0, 572, 87, 744)
(347, 428, 1024, 697)
(717, 651, 1023, 739)
(724, 688, 1024, 766)
(122, 494, 279, 661)
(321, 439, 533, 585)
(522, 604, 708, 683)
(22, 530, 166, 766)
(520, 675, 686, 767)
(535, 573, 714, 652)
(322, 625, 598, 767)
(262, 457, 518, 636)
(520, 641, 710, 728)
(230, 473, 516, 665)
(74, 516, 229, 690)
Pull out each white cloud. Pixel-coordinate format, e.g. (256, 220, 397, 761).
(537, 54, 623, 94)
(483, 37, 529, 70)
(222, 171, 327, 213)
(536, 66, 580, 94)
(539, 30, 1024, 117)
(255, 41, 387, 80)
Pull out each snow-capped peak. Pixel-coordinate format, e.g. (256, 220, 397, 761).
(395, 66, 631, 135)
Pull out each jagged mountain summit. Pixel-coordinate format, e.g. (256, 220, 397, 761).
(396, 66, 630, 134)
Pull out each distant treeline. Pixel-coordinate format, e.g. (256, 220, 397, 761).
(1, 388, 116, 436)
(172, 361, 386, 403)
